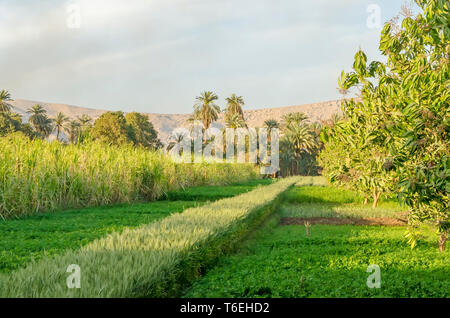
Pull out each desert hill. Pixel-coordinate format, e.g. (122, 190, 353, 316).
(10, 99, 342, 144)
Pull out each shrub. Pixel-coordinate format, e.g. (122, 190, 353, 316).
(327, 0, 449, 249)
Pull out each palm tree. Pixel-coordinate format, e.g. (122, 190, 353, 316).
(27, 104, 53, 139)
(27, 104, 46, 124)
(54, 112, 68, 141)
(0, 90, 13, 113)
(282, 112, 308, 130)
(225, 94, 245, 121)
(193, 91, 221, 133)
(280, 138, 296, 176)
(64, 120, 81, 144)
(185, 113, 204, 138)
(285, 125, 316, 156)
(263, 118, 280, 148)
(264, 119, 279, 130)
(166, 130, 188, 152)
(225, 113, 247, 129)
(77, 114, 92, 128)
(40, 116, 54, 139)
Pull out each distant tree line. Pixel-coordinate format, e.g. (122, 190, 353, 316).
(167, 90, 337, 176)
(0, 90, 162, 149)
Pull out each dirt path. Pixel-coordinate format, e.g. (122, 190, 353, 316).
(280, 217, 407, 226)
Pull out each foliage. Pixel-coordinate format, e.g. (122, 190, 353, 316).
(224, 94, 245, 124)
(320, 0, 449, 248)
(0, 177, 298, 297)
(0, 90, 13, 113)
(225, 113, 247, 128)
(0, 112, 22, 137)
(193, 91, 221, 131)
(279, 112, 321, 176)
(318, 112, 396, 207)
(91, 111, 134, 145)
(64, 120, 81, 144)
(125, 112, 162, 149)
(264, 119, 279, 130)
(0, 134, 259, 219)
(53, 112, 68, 141)
(26, 104, 53, 139)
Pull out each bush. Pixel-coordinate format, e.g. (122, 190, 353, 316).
(327, 0, 449, 249)
(0, 177, 299, 297)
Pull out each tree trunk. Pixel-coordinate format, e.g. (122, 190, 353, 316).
(372, 187, 381, 208)
(439, 231, 448, 252)
(363, 196, 369, 205)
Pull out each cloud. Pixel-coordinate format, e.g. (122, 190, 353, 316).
(0, 0, 406, 113)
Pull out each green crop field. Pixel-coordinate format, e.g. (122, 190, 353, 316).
(184, 224, 449, 298)
(1, 174, 448, 298)
(280, 186, 407, 219)
(184, 182, 449, 298)
(0, 179, 271, 274)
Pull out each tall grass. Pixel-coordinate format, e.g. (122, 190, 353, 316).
(0, 177, 299, 297)
(0, 134, 259, 219)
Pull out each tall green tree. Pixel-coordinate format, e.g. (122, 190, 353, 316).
(264, 119, 279, 130)
(224, 94, 245, 123)
(0, 112, 22, 136)
(279, 113, 319, 176)
(77, 114, 92, 128)
(53, 112, 68, 141)
(0, 90, 13, 113)
(27, 105, 53, 139)
(125, 112, 161, 149)
(193, 91, 221, 132)
(64, 120, 81, 145)
(322, 0, 449, 250)
(92, 111, 134, 146)
(225, 113, 247, 129)
(282, 112, 308, 130)
(75, 114, 93, 144)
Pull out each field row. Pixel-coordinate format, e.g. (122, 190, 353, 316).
(0, 178, 296, 297)
(0, 179, 272, 273)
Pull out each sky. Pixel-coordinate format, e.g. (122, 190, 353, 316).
(0, 0, 411, 114)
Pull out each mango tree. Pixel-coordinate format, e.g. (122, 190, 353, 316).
(335, 0, 449, 250)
